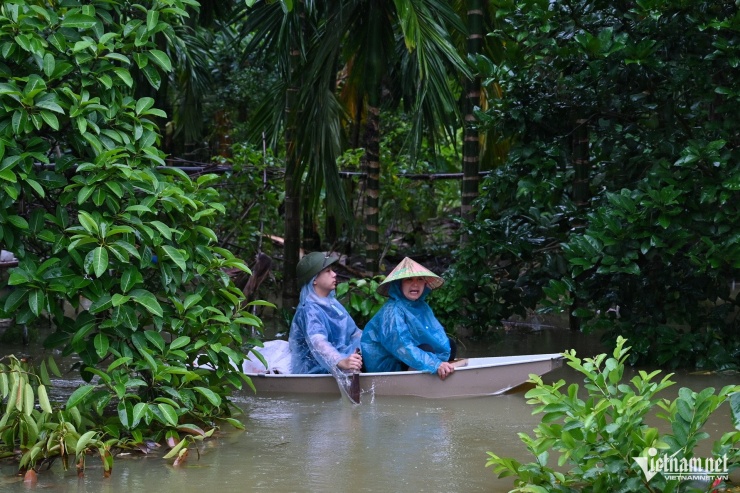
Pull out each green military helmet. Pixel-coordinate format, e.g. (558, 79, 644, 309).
(296, 252, 339, 287)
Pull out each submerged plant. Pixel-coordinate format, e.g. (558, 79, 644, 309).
(0, 355, 115, 478)
(487, 336, 740, 492)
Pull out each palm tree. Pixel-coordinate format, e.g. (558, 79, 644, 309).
(452, 0, 508, 242)
(303, 0, 471, 274)
(240, 0, 324, 310)
(241, 0, 471, 309)
(461, 0, 484, 228)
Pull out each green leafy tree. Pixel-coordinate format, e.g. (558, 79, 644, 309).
(0, 0, 266, 462)
(448, 0, 740, 368)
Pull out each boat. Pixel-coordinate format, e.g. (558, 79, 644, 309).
(244, 353, 563, 399)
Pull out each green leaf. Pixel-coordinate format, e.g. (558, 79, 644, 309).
(117, 401, 132, 429)
(107, 356, 132, 373)
(162, 437, 188, 459)
(28, 289, 45, 316)
(4, 287, 29, 312)
(23, 383, 34, 416)
(112, 67, 133, 87)
(129, 289, 163, 317)
(162, 245, 186, 271)
(66, 385, 96, 409)
(25, 178, 45, 198)
(146, 49, 172, 72)
(144, 331, 165, 354)
(37, 384, 53, 414)
(149, 220, 172, 240)
(40, 110, 59, 130)
(157, 403, 179, 427)
(193, 387, 221, 407)
(135, 97, 155, 115)
(62, 14, 98, 29)
(94, 333, 110, 359)
(43, 53, 55, 77)
(76, 430, 98, 453)
(77, 210, 98, 234)
(131, 402, 147, 428)
(169, 336, 190, 351)
(85, 247, 109, 277)
(120, 267, 142, 292)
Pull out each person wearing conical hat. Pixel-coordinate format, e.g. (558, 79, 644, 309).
(360, 257, 457, 379)
(288, 252, 363, 374)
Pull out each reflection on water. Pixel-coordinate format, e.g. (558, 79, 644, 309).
(1, 327, 738, 492)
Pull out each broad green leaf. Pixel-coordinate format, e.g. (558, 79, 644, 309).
(107, 356, 132, 372)
(162, 245, 186, 271)
(23, 383, 34, 416)
(129, 289, 163, 317)
(77, 184, 95, 205)
(76, 210, 98, 234)
(84, 247, 109, 277)
(117, 401, 132, 429)
(87, 294, 113, 314)
(135, 97, 155, 115)
(66, 384, 95, 409)
(94, 333, 110, 359)
(24, 178, 45, 198)
(157, 403, 179, 427)
(169, 336, 190, 351)
(146, 49, 171, 72)
(76, 430, 98, 452)
(40, 110, 59, 130)
(120, 267, 142, 293)
(132, 402, 147, 428)
(144, 331, 165, 354)
(112, 67, 133, 87)
(193, 387, 221, 407)
(28, 289, 45, 316)
(149, 220, 172, 240)
(37, 384, 52, 413)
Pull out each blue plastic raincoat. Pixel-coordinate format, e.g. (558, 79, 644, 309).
(288, 279, 362, 374)
(361, 281, 450, 373)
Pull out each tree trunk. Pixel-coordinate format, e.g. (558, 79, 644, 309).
(281, 7, 304, 312)
(569, 117, 590, 331)
(461, 0, 484, 243)
(363, 9, 383, 275)
(364, 105, 380, 275)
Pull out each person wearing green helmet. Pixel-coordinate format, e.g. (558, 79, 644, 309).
(288, 252, 363, 374)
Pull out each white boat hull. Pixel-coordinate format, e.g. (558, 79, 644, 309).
(245, 353, 563, 399)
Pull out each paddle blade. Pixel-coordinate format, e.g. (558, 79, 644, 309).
(349, 373, 361, 404)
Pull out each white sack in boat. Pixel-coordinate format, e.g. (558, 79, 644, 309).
(244, 340, 292, 374)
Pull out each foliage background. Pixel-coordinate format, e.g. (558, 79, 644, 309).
(437, 0, 740, 370)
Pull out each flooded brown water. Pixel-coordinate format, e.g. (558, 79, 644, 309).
(1, 326, 738, 492)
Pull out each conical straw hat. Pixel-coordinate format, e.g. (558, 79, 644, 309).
(377, 257, 444, 296)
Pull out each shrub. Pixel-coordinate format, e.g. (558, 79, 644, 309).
(0, 0, 268, 473)
(487, 336, 740, 492)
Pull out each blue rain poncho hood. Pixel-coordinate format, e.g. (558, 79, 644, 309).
(288, 278, 362, 374)
(361, 281, 450, 373)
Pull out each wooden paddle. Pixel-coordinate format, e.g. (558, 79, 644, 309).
(349, 349, 361, 404)
(332, 348, 361, 404)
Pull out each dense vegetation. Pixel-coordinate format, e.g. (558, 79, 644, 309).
(437, 0, 740, 370)
(1, 0, 739, 479)
(487, 337, 740, 492)
(0, 0, 267, 475)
